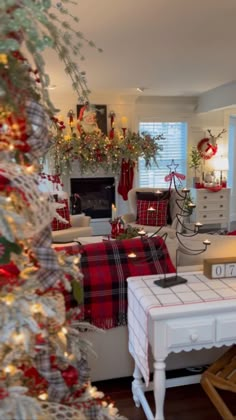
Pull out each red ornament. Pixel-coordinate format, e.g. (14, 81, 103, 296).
(61, 366, 79, 387)
(35, 333, 46, 345)
(0, 174, 10, 191)
(0, 261, 21, 289)
(19, 365, 48, 393)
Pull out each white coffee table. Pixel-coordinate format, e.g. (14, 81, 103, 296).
(128, 271, 236, 420)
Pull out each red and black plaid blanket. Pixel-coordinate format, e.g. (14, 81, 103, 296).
(79, 236, 175, 329)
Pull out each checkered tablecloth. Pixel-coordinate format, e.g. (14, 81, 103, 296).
(128, 272, 236, 386)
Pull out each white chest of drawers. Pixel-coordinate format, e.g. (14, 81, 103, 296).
(190, 188, 230, 230)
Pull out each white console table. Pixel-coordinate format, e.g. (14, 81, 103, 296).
(127, 272, 236, 420)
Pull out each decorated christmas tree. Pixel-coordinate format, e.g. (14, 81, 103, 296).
(0, 1, 126, 418)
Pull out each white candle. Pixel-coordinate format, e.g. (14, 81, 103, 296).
(111, 204, 117, 220)
(128, 252, 137, 258)
(148, 206, 156, 212)
(138, 228, 146, 236)
(121, 116, 128, 128)
(203, 239, 211, 245)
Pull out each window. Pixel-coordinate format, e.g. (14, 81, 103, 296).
(138, 122, 188, 188)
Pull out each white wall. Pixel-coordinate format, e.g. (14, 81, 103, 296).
(48, 90, 234, 222)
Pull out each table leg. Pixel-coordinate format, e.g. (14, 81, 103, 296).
(132, 363, 143, 407)
(132, 363, 155, 419)
(153, 359, 166, 420)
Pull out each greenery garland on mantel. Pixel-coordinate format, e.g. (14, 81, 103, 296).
(48, 117, 165, 175)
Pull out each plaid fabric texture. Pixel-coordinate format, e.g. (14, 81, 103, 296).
(32, 226, 64, 289)
(80, 236, 175, 329)
(52, 243, 83, 313)
(26, 100, 51, 158)
(35, 351, 69, 402)
(137, 199, 168, 226)
(136, 190, 172, 224)
(51, 199, 72, 231)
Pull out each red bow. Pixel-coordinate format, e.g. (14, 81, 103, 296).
(164, 171, 186, 183)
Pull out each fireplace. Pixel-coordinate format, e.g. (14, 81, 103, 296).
(70, 177, 115, 219)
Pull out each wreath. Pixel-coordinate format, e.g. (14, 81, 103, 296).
(197, 137, 218, 160)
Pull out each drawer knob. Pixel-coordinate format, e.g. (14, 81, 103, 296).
(203, 205, 207, 209)
(203, 196, 207, 199)
(190, 333, 198, 342)
(220, 205, 223, 208)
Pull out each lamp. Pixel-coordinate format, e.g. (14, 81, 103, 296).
(212, 156, 229, 185)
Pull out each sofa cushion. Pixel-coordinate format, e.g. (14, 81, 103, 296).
(136, 190, 172, 224)
(51, 198, 72, 231)
(137, 199, 168, 226)
(52, 226, 93, 242)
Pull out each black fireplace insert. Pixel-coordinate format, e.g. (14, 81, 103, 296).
(70, 177, 115, 219)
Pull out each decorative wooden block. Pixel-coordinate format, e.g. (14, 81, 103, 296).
(204, 257, 236, 279)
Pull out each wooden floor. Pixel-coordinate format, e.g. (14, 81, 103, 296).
(95, 376, 236, 419)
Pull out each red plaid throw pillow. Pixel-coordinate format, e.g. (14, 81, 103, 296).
(137, 199, 168, 226)
(136, 191, 172, 224)
(51, 199, 72, 231)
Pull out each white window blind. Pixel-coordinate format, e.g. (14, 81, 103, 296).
(138, 122, 188, 188)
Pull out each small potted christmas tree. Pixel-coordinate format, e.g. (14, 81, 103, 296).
(189, 146, 202, 188)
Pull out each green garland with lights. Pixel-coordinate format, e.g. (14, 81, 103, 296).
(49, 120, 164, 175)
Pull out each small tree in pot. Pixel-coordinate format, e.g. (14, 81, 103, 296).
(189, 146, 202, 187)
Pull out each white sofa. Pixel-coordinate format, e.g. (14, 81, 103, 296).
(52, 214, 93, 242)
(51, 191, 93, 242)
(85, 233, 236, 382)
(121, 187, 181, 236)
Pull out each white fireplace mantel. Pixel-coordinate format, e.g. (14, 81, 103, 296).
(62, 163, 130, 235)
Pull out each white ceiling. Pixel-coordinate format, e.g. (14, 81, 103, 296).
(46, 0, 236, 99)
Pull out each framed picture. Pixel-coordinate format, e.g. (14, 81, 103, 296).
(77, 104, 107, 135)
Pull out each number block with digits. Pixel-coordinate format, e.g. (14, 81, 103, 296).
(204, 257, 236, 279)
